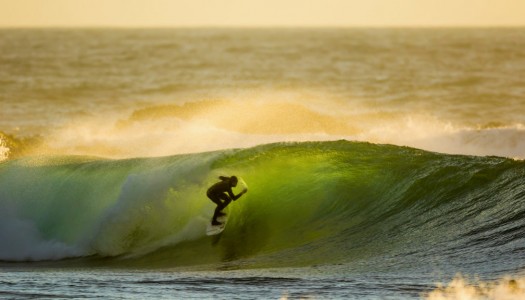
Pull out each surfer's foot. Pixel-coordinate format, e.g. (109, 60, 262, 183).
(212, 220, 222, 226)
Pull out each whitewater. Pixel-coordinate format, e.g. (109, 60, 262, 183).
(1, 28, 525, 299)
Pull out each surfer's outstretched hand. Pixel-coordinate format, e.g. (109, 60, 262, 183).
(234, 188, 248, 201)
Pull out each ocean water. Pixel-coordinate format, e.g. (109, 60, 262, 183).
(1, 28, 525, 299)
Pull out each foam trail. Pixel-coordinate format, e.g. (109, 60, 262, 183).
(426, 275, 525, 300)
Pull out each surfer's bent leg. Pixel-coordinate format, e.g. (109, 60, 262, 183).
(209, 193, 231, 225)
(219, 193, 232, 210)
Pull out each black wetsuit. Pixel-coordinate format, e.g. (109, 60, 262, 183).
(207, 179, 242, 224)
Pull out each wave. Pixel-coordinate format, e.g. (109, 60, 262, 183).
(0, 141, 524, 272)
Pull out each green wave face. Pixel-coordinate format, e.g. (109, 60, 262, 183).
(0, 141, 524, 271)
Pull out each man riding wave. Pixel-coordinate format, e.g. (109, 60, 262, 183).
(207, 176, 247, 225)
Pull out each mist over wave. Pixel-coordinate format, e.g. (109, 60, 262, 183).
(2, 99, 524, 161)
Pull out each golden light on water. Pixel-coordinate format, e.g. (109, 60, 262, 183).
(120, 100, 357, 135)
(18, 98, 359, 158)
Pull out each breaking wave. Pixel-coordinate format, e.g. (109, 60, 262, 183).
(0, 141, 524, 274)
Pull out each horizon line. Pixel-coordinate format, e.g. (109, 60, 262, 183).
(1, 24, 525, 30)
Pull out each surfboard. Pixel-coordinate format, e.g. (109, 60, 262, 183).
(206, 214, 228, 236)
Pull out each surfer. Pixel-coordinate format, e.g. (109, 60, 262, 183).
(207, 176, 247, 225)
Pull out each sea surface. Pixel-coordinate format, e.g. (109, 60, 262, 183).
(1, 28, 525, 299)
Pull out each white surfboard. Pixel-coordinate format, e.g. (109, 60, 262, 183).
(206, 214, 228, 236)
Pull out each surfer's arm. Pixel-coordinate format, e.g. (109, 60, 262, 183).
(228, 188, 247, 201)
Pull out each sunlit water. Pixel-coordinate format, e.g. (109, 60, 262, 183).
(1, 28, 524, 158)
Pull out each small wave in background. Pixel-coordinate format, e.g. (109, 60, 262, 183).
(1, 28, 524, 160)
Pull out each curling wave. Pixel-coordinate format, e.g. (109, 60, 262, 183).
(0, 141, 523, 273)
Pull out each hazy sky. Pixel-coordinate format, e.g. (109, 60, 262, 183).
(0, 0, 524, 28)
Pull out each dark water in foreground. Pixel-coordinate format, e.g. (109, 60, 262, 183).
(0, 266, 439, 299)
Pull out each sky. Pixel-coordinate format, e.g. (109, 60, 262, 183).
(0, 0, 524, 28)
